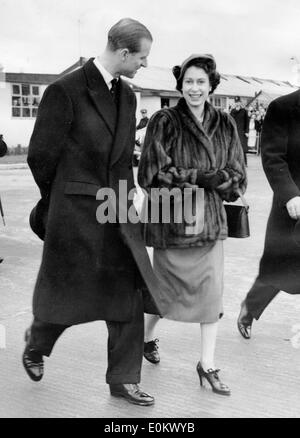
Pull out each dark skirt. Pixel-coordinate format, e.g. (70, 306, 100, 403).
(152, 240, 224, 323)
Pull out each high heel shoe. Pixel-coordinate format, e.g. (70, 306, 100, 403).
(196, 362, 231, 396)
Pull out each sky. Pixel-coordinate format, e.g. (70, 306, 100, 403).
(0, 0, 300, 83)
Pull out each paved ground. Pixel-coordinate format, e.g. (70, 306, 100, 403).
(0, 154, 299, 418)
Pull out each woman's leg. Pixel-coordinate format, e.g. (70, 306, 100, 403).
(200, 321, 218, 371)
(144, 314, 160, 342)
(144, 314, 161, 364)
(198, 321, 230, 395)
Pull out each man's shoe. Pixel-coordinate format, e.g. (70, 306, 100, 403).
(0, 258, 3, 264)
(143, 339, 160, 364)
(22, 329, 44, 382)
(110, 383, 155, 406)
(237, 300, 253, 339)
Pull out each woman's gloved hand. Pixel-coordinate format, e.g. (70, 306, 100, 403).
(195, 169, 227, 190)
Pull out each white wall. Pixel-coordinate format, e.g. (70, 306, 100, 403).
(138, 96, 161, 119)
(136, 95, 180, 120)
(134, 91, 141, 119)
(0, 83, 47, 148)
(0, 83, 180, 148)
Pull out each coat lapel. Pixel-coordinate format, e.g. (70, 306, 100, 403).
(110, 79, 136, 167)
(83, 58, 117, 136)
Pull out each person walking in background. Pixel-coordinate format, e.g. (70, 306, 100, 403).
(230, 97, 249, 166)
(134, 109, 149, 166)
(246, 112, 257, 153)
(0, 134, 7, 264)
(22, 18, 161, 407)
(138, 53, 247, 396)
(254, 109, 263, 155)
(136, 108, 149, 130)
(237, 89, 300, 339)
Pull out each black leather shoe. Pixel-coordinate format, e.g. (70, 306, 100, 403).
(0, 258, 3, 264)
(22, 329, 44, 382)
(237, 300, 253, 339)
(144, 339, 160, 364)
(110, 383, 155, 406)
(196, 362, 231, 396)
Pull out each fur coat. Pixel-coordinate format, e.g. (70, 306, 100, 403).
(138, 98, 247, 249)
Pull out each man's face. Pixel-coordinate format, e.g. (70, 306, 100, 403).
(119, 38, 152, 78)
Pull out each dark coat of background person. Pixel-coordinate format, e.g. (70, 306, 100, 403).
(257, 89, 300, 293)
(136, 116, 149, 130)
(0, 135, 7, 157)
(27, 58, 161, 326)
(230, 107, 248, 152)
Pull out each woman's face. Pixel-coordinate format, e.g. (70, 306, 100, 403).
(182, 66, 211, 109)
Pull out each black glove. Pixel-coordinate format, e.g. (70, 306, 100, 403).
(171, 167, 193, 183)
(196, 170, 226, 190)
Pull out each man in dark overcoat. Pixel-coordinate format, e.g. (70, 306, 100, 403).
(22, 18, 161, 406)
(237, 89, 300, 339)
(136, 109, 149, 130)
(230, 97, 249, 165)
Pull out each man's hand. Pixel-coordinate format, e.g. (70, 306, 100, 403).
(286, 196, 300, 220)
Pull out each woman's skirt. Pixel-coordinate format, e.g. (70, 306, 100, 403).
(153, 240, 224, 323)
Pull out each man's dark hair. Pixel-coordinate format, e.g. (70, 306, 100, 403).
(175, 58, 220, 95)
(107, 18, 153, 53)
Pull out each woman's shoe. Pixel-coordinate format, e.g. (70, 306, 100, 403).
(143, 339, 160, 364)
(196, 362, 231, 396)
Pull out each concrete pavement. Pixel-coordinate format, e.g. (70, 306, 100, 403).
(0, 154, 300, 418)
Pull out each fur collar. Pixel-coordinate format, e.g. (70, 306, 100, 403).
(171, 98, 221, 168)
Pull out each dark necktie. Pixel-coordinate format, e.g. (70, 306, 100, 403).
(110, 78, 118, 104)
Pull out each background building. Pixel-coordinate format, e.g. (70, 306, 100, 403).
(0, 57, 298, 149)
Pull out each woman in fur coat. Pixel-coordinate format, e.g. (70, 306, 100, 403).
(138, 54, 247, 396)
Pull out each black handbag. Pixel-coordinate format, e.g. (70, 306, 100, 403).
(224, 190, 250, 238)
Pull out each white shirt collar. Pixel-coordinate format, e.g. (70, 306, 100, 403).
(93, 58, 116, 89)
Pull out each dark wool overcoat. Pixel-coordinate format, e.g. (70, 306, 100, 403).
(27, 58, 162, 325)
(138, 98, 247, 249)
(230, 107, 249, 152)
(257, 89, 300, 293)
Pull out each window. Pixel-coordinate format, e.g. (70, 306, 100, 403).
(210, 96, 226, 110)
(11, 83, 40, 118)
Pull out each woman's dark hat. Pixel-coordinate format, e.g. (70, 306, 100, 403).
(172, 53, 216, 81)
